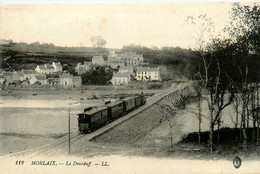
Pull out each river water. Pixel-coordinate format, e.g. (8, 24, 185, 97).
(0, 98, 106, 134)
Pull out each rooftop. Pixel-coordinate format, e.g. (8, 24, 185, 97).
(22, 70, 37, 74)
(38, 66, 47, 70)
(14, 71, 23, 76)
(93, 55, 104, 60)
(53, 62, 62, 68)
(119, 66, 133, 71)
(60, 73, 72, 78)
(45, 64, 55, 69)
(2, 72, 13, 76)
(78, 106, 108, 115)
(35, 76, 46, 80)
(122, 97, 135, 102)
(72, 76, 81, 81)
(83, 61, 92, 65)
(106, 100, 123, 107)
(137, 66, 159, 72)
(125, 52, 137, 56)
(113, 72, 130, 78)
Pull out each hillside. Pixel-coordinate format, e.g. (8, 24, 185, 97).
(0, 41, 199, 80)
(0, 42, 117, 71)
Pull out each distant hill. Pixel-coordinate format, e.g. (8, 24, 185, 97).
(0, 40, 120, 71)
(0, 40, 121, 57)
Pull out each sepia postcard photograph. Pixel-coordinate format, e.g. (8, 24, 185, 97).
(0, 0, 259, 173)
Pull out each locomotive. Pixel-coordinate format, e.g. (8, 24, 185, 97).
(77, 94, 146, 133)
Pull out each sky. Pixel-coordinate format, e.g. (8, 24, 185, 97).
(0, 2, 257, 49)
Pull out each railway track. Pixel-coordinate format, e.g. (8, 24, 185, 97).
(3, 83, 188, 158)
(0, 132, 85, 158)
(28, 133, 86, 158)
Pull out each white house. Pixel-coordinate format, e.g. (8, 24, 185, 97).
(110, 72, 131, 86)
(29, 76, 38, 85)
(48, 78, 60, 86)
(124, 52, 144, 66)
(75, 61, 92, 75)
(52, 62, 63, 72)
(22, 70, 38, 80)
(59, 73, 73, 86)
(72, 76, 82, 88)
(37, 76, 48, 85)
(59, 73, 82, 88)
(136, 67, 161, 81)
(29, 75, 47, 85)
(107, 52, 144, 68)
(35, 65, 47, 74)
(44, 64, 55, 74)
(2, 71, 24, 84)
(108, 58, 125, 69)
(35, 63, 59, 74)
(92, 55, 105, 66)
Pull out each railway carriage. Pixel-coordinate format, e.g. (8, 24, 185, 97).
(106, 100, 124, 120)
(77, 106, 108, 133)
(122, 97, 136, 112)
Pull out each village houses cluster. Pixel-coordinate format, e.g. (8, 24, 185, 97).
(0, 62, 82, 88)
(75, 51, 161, 86)
(0, 51, 161, 87)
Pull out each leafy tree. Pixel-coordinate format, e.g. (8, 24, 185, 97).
(81, 66, 113, 85)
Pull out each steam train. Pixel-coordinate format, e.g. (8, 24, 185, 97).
(77, 94, 146, 133)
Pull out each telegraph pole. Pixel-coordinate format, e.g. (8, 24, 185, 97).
(68, 108, 71, 155)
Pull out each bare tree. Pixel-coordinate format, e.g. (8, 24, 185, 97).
(90, 35, 107, 48)
(192, 80, 203, 144)
(159, 104, 177, 147)
(231, 94, 241, 142)
(90, 36, 96, 47)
